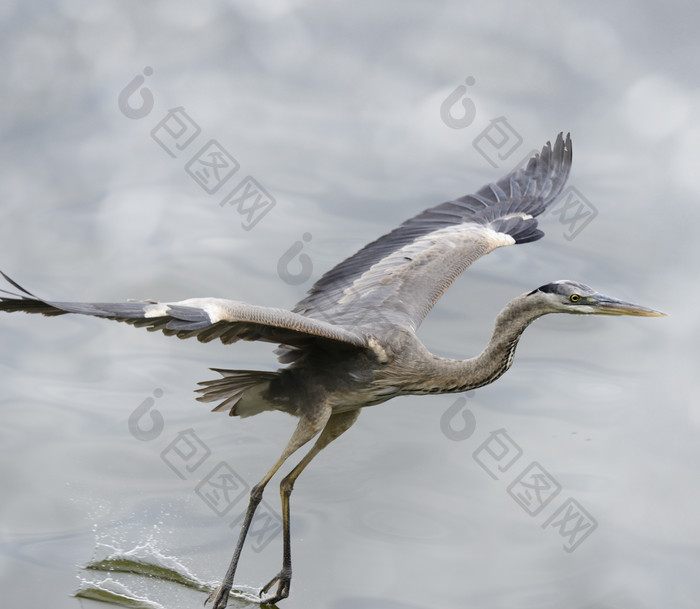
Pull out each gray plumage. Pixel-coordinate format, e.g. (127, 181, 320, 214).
(0, 132, 665, 607)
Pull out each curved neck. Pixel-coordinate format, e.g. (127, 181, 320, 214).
(420, 293, 547, 394)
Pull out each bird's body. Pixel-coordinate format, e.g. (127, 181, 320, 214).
(224, 327, 459, 420)
(0, 133, 665, 607)
(231, 306, 524, 419)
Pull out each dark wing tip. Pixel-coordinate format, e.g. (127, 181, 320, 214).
(0, 271, 65, 316)
(468, 131, 572, 244)
(0, 270, 37, 297)
(519, 131, 572, 215)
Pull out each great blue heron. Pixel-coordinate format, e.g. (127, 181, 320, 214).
(0, 133, 664, 606)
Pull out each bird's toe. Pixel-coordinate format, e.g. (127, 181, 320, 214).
(205, 583, 231, 609)
(259, 568, 291, 604)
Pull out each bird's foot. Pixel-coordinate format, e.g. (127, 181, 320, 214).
(205, 583, 231, 609)
(259, 568, 291, 605)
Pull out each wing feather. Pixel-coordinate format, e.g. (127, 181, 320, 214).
(293, 132, 572, 331)
(0, 272, 365, 350)
(1, 133, 572, 362)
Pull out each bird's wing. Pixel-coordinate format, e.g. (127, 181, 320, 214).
(0, 272, 365, 349)
(293, 132, 572, 331)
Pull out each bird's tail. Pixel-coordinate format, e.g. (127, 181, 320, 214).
(196, 368, 280, 417)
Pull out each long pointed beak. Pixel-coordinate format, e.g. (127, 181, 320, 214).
(593, 294, 667, 317)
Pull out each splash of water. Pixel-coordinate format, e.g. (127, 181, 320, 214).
(76, 542, 261, 606)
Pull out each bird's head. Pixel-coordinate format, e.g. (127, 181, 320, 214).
(528, 280, 666, 317)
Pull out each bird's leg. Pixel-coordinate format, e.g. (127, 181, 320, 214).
(259, 410, 360, 604)
(205, 407, 331, 609)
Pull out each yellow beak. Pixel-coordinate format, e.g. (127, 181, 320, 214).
(593, 294, 667, 317)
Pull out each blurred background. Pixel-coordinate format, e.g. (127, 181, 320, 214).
(0, 1, 698, 608)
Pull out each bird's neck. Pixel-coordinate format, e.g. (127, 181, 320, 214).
(423, 294, 547, 393)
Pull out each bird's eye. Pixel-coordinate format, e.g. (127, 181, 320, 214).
(570, 294, 580, 303)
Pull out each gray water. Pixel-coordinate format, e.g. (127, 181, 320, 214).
(1, 2, 698, 608)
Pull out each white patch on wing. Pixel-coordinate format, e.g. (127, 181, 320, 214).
(179, 298, 227, 323)
(485, 227, 517, 247)
(366, 336, 388, 363)
(176, 298, 231, 322)
(143, 298, 230, 322)
(500, 212, 533, 222)
(143, 304, 169, 318)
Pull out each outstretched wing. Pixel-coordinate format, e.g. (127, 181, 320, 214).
(294, 132, 572, 331)
(0, 272, 365, 349)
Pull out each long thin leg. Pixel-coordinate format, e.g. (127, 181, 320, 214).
(206, 406, 332, 609)
(259, 409, 361, 604)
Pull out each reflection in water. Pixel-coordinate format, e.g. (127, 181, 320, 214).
(77, 578, 164, 609)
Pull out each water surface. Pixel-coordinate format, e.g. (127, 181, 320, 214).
(1, 2, 698, 608)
